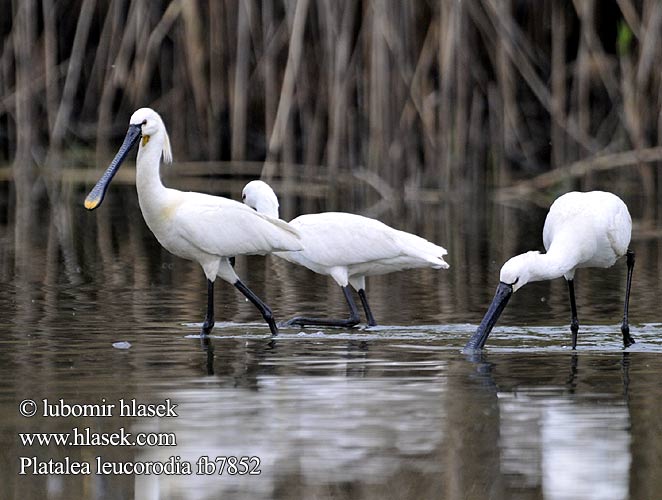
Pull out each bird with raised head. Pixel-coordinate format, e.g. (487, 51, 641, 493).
(85, 108, 302, 336)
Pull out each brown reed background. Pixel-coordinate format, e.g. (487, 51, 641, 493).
(3, 9, 662, 493)
(1, 0, 661, 196)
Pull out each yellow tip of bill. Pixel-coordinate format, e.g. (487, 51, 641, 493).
(84, 197, 99, 210)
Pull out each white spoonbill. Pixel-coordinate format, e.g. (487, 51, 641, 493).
(465, 191, 635, 351)
(84, 108, 302, 335)
(241, 180, 449, 327)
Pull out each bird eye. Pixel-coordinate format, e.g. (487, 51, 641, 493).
(512, 277, 520, 285)
(242, 194, 246, 200)
(141, 119, 147, 125)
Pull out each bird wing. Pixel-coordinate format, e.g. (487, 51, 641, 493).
(543, 191, 633, 272)
(543, 191, 631, 259)
(173, 193, 301, 257)
(291, 213, 425, 267)
(604, 194, 632, 258)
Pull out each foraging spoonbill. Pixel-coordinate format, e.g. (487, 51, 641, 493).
(465, 191, 635, 351)
(84, 108, 302, 335)
(242, 180, 449, 327)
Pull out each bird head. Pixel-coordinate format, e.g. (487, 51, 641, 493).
(464, 250, 540, 351)
(84, 108, 171, 210)
(242, 180, 280, 219)
(499, 251, 541, 292)
(130, 108, 172, 164)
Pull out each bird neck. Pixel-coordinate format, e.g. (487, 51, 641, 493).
(135, 135, 167, 203)
(528, 247, 579, 282)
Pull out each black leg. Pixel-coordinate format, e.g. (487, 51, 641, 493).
(621, 249, 635, 348)
(358, 289, 377, 326)
(234, 279, 278, 336)
(201, 279, 215, 335)
(282, 285, 361, 328)
(567, 278, 579, 350)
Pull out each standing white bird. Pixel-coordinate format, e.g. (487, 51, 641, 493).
(241, 180, 450, 327)
(465, 191, 635, 351)
(84, 108, 301, 335)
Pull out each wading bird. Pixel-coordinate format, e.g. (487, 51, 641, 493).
(242, 180, 449, 327)
(84, 108, 301, 335)
(465, 191, 635, 351)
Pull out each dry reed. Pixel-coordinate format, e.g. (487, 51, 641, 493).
(0, 0, 660, 196)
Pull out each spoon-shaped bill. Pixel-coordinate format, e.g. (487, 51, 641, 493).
(84, 124, 141, 210)
(464, 281, 513, 351)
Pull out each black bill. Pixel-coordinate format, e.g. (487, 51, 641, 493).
(464, 281, 513, 351)
(84, 124, 141, 210)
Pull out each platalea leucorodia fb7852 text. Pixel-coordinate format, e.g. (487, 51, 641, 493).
(465, 191, 635, 351)
(242, 180, 449, 327)
(84, 108, 302, 335)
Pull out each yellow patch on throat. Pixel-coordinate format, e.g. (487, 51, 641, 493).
(159, 201, 182, 222)
(141, 135, 150, 146)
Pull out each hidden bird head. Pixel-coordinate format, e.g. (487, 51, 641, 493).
(242, 180, 280, 219)
(84, 108, 172, 210)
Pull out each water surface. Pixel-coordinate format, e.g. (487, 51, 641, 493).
(1, 176, 661, 499)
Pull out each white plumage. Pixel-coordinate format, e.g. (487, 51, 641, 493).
(85, 108, 301, 335)
(467, 191, 635, 351)
(242, 180, 449, 327)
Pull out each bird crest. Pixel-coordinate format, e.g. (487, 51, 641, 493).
(162, 128, 173, 164)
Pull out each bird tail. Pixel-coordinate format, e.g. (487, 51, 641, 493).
(396, 231, 450, 269)
(260, 213, 303, 252)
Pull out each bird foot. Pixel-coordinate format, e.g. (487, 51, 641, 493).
(278, 316, 360, 329)
(621, 325, 635, 348)
(200, 321, 214, 336)
(279, 317, 305, 328)
(266, 319, 279, 336)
